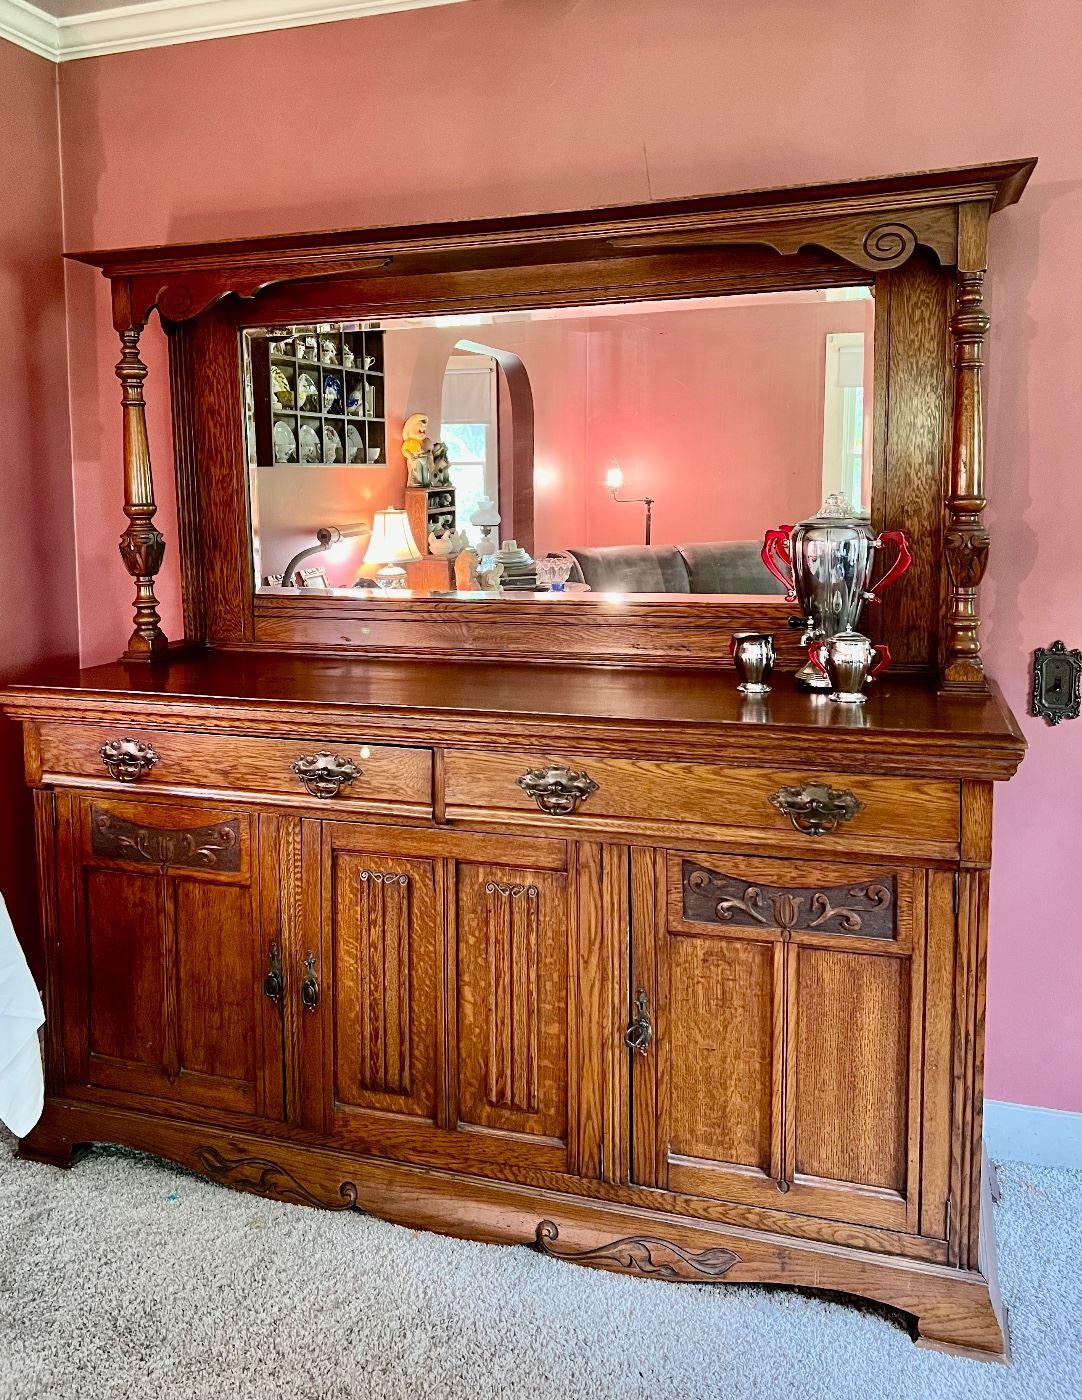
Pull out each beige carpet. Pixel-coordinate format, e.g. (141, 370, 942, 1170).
(0, 1133, 1079, 1399)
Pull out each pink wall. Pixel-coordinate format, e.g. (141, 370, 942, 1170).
(50, 0, 1082, 1112)
(0, 42, 79, 974)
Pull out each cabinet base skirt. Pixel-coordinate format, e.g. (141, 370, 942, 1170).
(18, 1098, 1008, 1362)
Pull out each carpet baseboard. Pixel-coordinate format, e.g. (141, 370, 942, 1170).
(985, 1099, 1082, 1169)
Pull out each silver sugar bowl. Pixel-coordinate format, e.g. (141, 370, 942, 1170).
(762, 493, 912, 689)
(807, 630, 891, 703)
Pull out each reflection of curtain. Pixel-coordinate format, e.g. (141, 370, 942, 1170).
(442, 361, 495, 424)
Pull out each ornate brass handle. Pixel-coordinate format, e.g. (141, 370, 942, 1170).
(516, 765, 599, 816)
(624, 989, 653, 1055)
(100, 737, 160, 783)
(263, 943, 283, 1003)
(770, 781, 864, 836)
(300, 952, 319, 1011)
(291, 752, 361, 800)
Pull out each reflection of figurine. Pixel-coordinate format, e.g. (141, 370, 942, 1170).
(429, 530, 455, 557)
(430, 441, 452, 487)
(477, 556, 504, 592)
(402, 411, 433, 487)
(454, 547, 480, 590)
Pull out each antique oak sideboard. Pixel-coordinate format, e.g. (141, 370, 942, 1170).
(3, 161, 1032, 1360)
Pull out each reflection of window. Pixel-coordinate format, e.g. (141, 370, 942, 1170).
(442, 356, 498, 542)
(822, 332, 865, 507)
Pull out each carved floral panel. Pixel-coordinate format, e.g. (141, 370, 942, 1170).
(681, 860, 896, 940)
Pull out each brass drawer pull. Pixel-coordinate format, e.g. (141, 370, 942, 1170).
(624, 989, 653, 1055)
(100, 737, 160, 783)
(517, 765, 599, 816)
(770, 781, 864, 836)
(263, 943, 283, 1003)
(291, 752, 361, 800)
(301, 952, 319, 1011)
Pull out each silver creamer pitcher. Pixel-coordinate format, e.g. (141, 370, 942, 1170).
(761, 493, 912, 688)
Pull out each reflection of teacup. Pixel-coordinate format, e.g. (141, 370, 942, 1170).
(363, 355, 376, 370)
(366, 447, 381, 463)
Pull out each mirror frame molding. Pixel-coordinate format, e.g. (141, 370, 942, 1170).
(72, 157, 1036, 689)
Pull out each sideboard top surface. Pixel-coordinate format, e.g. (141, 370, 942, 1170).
(3, 653, 1026, 780)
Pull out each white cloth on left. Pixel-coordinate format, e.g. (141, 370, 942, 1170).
(0, 891, 45, 1136)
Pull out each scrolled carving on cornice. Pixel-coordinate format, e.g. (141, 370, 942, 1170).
(606, 204, 957, 273)
(132, 257, 393, 325)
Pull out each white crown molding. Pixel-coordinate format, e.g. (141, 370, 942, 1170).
(0, 0, 472, 62)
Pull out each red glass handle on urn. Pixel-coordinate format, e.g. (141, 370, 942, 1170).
(761, 526, 797, 602)
(807, 641, 830, 677)
(865, 530, 913, 604)
(869, 644, 892, 679)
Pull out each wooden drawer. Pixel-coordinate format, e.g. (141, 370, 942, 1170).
(35, 722, 432, 815)
(442, 750, 959, 856)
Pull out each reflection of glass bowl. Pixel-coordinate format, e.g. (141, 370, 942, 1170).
(272, 420, 297, 463)
(367, 447, 381, 464)
(536, 555, 575, 591)
(299, 424, 321, 463)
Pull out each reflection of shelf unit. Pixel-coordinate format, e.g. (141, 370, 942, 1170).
(250, 326, 385, 467)
(405, 485, 457, 557)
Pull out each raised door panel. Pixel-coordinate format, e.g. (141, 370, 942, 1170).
(325, 848, 439, 1143)
(60, 795, 280, 1119)
(456, 862, 569, 1173)
(633, 848, 927, 1233)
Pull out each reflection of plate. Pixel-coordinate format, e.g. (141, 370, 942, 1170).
(345, 424, 364, 463)
(299, 424, 321, 463)
(271, 364, 293, 407)
(346, 385, 364, 416)
(323, 374, 342, 412)
(562, 580, 591, 593)
(272, 420, 296, 463)
(297, 372, 318, 409)
(323, 426, 343, 463)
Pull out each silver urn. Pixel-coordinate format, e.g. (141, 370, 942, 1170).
(761, 493, 912, 688)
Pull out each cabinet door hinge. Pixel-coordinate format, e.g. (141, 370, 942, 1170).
(598, 1143, 605, 1179)
(945, 1196, 953, 1242)
(953, 872, 960, 916)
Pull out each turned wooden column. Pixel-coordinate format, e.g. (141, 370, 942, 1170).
(116, 322, 168, 660)
(942, 227, 991, 690)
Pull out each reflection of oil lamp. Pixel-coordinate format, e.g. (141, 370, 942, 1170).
(470, 496, 501, 557)
(605, 461, 654, 545)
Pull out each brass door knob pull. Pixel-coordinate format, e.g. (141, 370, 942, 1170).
(291, 752, 361, 799)
(301, 952, 319, 1011)
(100, 738, 160, 783)
(770, 781, 864, 836)
(624, 989, 653, 1055)
(517, 765, 599, 816)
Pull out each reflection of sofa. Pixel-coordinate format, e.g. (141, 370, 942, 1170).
(562, 542, 785, 594)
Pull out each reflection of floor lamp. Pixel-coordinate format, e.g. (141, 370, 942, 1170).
(605, 462, 654, 545)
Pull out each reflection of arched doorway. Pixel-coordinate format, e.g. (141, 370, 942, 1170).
(447, 340, 535, 555)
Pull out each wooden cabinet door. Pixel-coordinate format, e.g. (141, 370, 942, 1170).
(58, 794, 282, 1119)
(315, 823, 574, 1177)
(454, 858, 570, 1174)
(630, 848, 946, 1236)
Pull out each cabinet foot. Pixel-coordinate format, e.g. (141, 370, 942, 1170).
(16, 1122, 87, 1170)
(914, 1299, 1010, 1363)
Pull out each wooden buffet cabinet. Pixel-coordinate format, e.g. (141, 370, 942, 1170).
(4, 160, 1034, 1360)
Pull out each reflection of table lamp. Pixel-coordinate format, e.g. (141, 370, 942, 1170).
(605, 461, 654, 545)
(470, 496, 501, 557)
(280, 523, 371, 587)
(364, 508, 421, 587)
